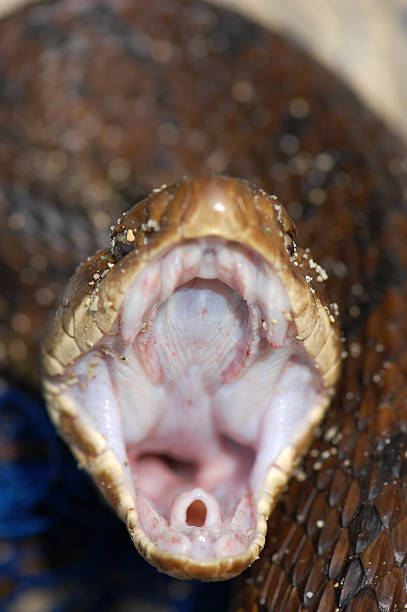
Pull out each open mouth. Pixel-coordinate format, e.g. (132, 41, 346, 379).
(42, 175, 342, 580)
(55, 237, 325, 572)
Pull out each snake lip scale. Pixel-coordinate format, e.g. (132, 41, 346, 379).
(42, 175, 342, 579)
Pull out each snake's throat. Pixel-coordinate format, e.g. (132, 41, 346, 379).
(44, 238, 327, 578)
(42, 176, 342, 580)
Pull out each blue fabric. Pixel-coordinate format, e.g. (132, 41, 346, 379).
(0, 386, 231, 611)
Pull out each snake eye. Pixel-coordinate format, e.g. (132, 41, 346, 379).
(111, 229, 136, 261)
(284, 232, 295, 256)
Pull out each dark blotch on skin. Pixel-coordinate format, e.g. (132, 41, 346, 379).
(339, 558, 366, 608)
(348, 504, 382, 554)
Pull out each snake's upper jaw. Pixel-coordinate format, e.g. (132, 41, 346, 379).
(42, 176, 342, 580)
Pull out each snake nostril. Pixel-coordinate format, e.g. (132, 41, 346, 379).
(186, 499, 207, 527)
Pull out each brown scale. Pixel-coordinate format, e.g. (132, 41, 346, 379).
(1, 0, 407, 608)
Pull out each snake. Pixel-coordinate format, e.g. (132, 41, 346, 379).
(1, 0, 407, 608)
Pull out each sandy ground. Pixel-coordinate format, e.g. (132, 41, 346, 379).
(0, 0, 406, 140)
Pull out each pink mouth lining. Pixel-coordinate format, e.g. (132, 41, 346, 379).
(61, 237, 324, 562)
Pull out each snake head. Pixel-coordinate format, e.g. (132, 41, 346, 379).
(41, 176, 342, 580)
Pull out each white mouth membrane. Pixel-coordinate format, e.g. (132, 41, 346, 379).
(61, 238, 324, 565)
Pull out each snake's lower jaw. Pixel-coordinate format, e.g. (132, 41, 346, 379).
(42, 176, 341, 579)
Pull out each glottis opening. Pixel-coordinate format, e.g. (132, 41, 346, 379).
(127, 435, 256, 551)
(187, 500, 207, 527)
(60, 238, 325, 565)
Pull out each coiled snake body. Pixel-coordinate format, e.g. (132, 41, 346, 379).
(1, 0, 407, 609)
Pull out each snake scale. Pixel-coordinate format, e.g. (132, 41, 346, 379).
(1, 0, 407, 609)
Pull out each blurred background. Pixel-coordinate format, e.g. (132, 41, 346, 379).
(1, 0, 407, 139)
(0, 1, 406, 611)
(215, 0, 407, 141)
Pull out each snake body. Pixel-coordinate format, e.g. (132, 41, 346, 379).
(1, 0, 407, 608)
